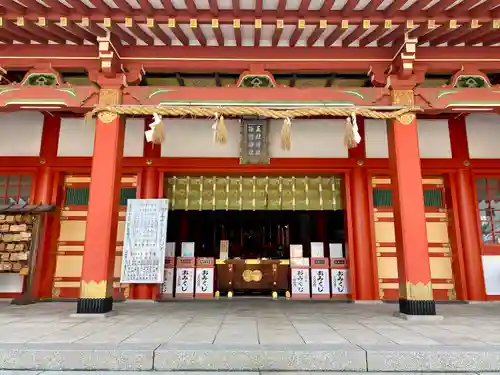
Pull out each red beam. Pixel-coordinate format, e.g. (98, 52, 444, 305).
(377, 24, 404, 46)
(24, 21, 66, 44)
(418, 26, 453, 46)
(232, 0, 240, 16)
(470, 1, 498, 15)
(234, 27, 241, 47)
(481, 33, 500, 46)
(213, 26, 224, 46)
(62, 22, 97, 43)
(0, 1, 25, 12)
(138, 0, 154, 14)
(125, 22, 155, 45)
(341, 0, 357, 16)
(1, 21, 48, 44)
(85, 22, 106, 38)
(426, 0, 456, 16)
(46, 21, 84, 45)
(147, 24, 171, 45)
(324, 26, 346, 47)
(306, 26, 325, 47)
(1, 11, 498, 24)
(64, 0, 91, 14)
(160, 0, 175, 14)
(185, 0, 197, 15)
(0, 28, 29, 44)
(430, 25, 470, 46)
(272, 25, 283, 46)
(298, 0, 311, 15)
(405, 0, 434, 15)
(342, 25, 365, 47)
(319, 0, 334, 16)
(88, 0, 111, 12)
(384, 0, 406, 17)
(113, 0, 135, 13)
(108, 24, 137, 45)
(449, 0, 484, 15)
(363, 0, 384, 15)
(255, 0, 263, 16)
(192, 25, 207, 46)
(409, 24, 433, 39)
(289, 26, 303, 47)
(208, 0, 218, 15)
(21, 0, 51, 13)
(35, 0, 64, 13)
(457, 23, 495, 46)
(276, 0, 286, 17)
(170, 25, 189, 46)
(359, 25, 387, 47)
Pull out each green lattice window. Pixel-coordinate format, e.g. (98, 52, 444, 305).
(65, 187, 137, 206)
(372, 188, 443, 208)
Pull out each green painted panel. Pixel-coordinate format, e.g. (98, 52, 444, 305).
(65, 187, 90, 206)
(120, 188, 137, 206)
(372, 188, 443, 208)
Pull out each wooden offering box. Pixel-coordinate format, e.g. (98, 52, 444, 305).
(216, 259, 289, 296)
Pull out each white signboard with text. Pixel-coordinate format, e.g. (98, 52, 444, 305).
(291, 268, 310, 297)
(331, 269, 349, 295)
(195, 268, 214, 296)
(175, 267, 195, 296)
(311, 268, 330, 296)
(120, 199, 169, 284)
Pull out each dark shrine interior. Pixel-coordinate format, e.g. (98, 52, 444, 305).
(166, 210, 346, 259)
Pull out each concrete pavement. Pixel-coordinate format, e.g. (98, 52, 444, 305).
(1, 300, 500, 371)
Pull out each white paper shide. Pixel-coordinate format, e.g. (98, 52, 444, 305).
(120, 199, 169, 284)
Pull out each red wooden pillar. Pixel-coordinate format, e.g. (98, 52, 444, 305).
(448, 117, 486, 300)
(77, 87, 125, 314)
(31, 113, 60, 299)
(348, 117, 377, 300)
(387, 92, 435, 315)
(133, 117, 162, 300)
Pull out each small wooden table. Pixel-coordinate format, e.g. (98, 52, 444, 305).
(216, 259, 289, 296)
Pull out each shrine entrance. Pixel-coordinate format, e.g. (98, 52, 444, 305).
(164, 175, 347, 297)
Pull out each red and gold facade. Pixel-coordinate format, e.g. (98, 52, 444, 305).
(0, 0, 499, 314)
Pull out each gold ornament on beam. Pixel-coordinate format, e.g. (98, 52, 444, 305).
(281, 117, 292, 151)
(144, 112, 165, 145)
(344, 112, 361, 149)
(212, 112, 228, 144)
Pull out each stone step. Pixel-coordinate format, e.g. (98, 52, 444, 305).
(0, 344, 499, 372)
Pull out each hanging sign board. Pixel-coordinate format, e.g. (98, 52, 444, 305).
(120, 199, 169, 284)
(240, 118, 270, 164)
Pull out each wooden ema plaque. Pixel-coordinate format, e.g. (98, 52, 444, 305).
(330, 258, 349, 298)
(310, 258, 330, 299)
(195, 257, 215, 299)
(175, 257, 195, 299)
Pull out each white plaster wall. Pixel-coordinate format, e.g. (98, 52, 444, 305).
(417, 119, 452, 158)
(365, 119, 452, 158)
(482, 255, 500, 295)
(269, 119, 348, 158)
(365, 119, 388, 158)
(0, 112, 43, 156)
(0, 274, 24, 293)
(466, 113, 500, 159)
(58, 118, 145, 157)
(161, 118, 241, 157)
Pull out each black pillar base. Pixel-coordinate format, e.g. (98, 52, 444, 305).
(76, 296, 113, 314)
(399, 298, 436, 315)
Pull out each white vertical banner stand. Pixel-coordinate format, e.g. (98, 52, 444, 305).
(175, 257, 195, 298)
(195, 257, 215, 299)
(160, 242, 176, 299)
(290, 257, 310, 299)
(310, 258, 331, 299)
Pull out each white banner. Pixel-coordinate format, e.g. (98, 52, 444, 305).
(120, 199, 169, 284)
(175, 267, 195, 296)
(161, 268, 175, 296)
(291, 268, 310, 296)
(311, 268, 330, 296)
(195, 267, 214, 296)
(331, 269, 349, 295)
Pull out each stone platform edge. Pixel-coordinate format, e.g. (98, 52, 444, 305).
(1, 343, 500, 372)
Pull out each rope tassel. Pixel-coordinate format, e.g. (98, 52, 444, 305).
(144, 113, 165, 145)
(344, 113, 361, 149)
(212, 112, 228, 145)
(281, 117, 292, 151)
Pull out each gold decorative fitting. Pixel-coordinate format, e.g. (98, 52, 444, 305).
(39, 158, 46, 165)
(146, 159, 153, 165)
(400, 281, 433, 301)
(80, 280, 110, 299)
(391, 90, 416, 124)
(212, 19, 219, 28)
(97, 111, 118, 123)
(463, 160, 471, 167)
(356, 159, 364, 166)
(341, 20, 348, 28)
(242, 269, 263, 282)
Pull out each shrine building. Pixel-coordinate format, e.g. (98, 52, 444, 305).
(0, 0, 499, 315)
